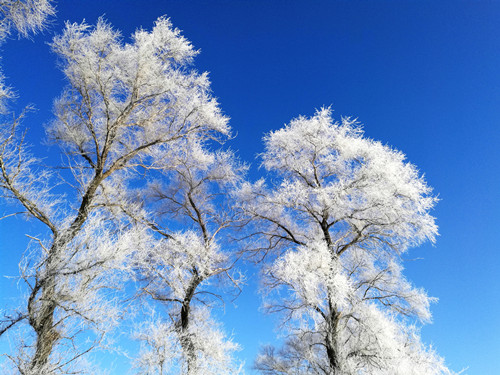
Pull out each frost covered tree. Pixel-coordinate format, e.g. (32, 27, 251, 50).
(238, 108, 454, 374)
(131, 145, 245, 374)
(0, 16, 229, 374)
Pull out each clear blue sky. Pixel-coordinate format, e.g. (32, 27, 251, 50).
(1, 1, 499, 373)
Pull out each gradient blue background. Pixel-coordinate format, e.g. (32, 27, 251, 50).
(1, 1, 499, 373)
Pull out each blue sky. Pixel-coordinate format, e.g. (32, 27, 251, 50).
(1, 0, 499, 373)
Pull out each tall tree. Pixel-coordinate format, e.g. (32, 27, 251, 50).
(131, 146, 245, 374)
(238, 108, 453, 374)
(0, 16, 229, 374)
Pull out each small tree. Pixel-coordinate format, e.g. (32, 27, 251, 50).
(238, 108, 453, 374)
(131, 146, 245, 374)
(0, 16, 229, 373)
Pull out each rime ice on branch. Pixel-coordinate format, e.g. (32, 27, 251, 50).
(238, 108, 454, 374)
(0, 0, 54, 40)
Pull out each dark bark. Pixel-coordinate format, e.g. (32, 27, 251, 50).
(177, 271, 202, 374)
(30, 277, 58, 370)
(324, 309, 342, 374)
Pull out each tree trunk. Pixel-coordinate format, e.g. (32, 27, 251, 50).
(29, 276, 58, 370)
(325, 310, 341, 374)
(178, 271, 202, 374)
(27, 175, 102, 369)
(321, 217, 343, 374)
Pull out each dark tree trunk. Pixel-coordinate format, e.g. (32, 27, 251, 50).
(324, 308, 342, 374)
(30, 277, 58, 370)
(177, 271, 202, 374)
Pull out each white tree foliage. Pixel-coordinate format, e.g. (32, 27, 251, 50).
(0, 16, 229, 373)
(237, 108, 453, 374)
(0, 0, 54, 40)
(131, 145, 246, 374)
(134, 307, 242, 375)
